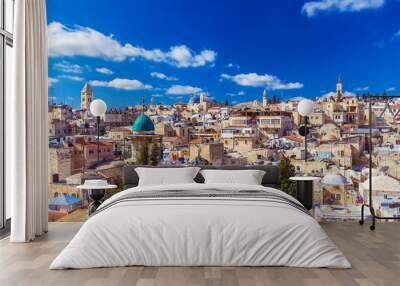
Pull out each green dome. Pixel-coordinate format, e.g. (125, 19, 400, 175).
(132, 114, 155, 133)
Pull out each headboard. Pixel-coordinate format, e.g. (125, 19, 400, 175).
(123, 165, 281, 190)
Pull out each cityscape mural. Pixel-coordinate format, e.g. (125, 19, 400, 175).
(47, 0, 400, 222)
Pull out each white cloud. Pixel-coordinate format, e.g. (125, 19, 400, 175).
(166, 85, 202, 95)
(227, 91, 246, 97)
(58, 75, 84, 81)
(48, 77, 59, 87)
(348, 91, 356, 97)
(320, 91, 337, 99)
(302, 0, 385, 17)
(355, 86, 369, 91)
(150, 72, 178, 81)
(320, 90, 356, 99)
(48, 22, 217, 68)
(53, 60, 83, 73)
(91, 78, 152, 90)
(288, 96, 308, 101)
(343, 91, 357, 97)
(387, 87, 396, 92)
(220, 73, 303, 90)
(96, 67, 114, 75)
(167, 46, 216, 68)
(151, 94, 164, 97)
(226, 63, 240, 69)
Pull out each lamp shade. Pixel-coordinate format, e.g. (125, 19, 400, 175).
(298, 99, 314, 116)
(90, 99, 107, 117)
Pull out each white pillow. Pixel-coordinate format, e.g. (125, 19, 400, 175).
(200, 169, 265, 185)
(135, 167, 200, 186)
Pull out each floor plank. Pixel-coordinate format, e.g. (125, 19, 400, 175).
(0, 222, 399, 286)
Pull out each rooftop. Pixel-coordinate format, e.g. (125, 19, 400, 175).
(81, 82, 93, 93)
(48, 194, 81, 206)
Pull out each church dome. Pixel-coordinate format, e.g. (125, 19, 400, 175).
(188, 93, 216, 104)
(132, 114, 155, 133)
(188, 94, 200, 104)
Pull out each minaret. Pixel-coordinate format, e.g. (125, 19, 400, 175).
(199, 92, 208, 113)
(141, 96, 146, 114)
(336, 76, 343, 102)
(262, 89, 268, 107)
(199, 92, 206, 104)
(149, 97, 155, 110)
(81, 82, 93, 110)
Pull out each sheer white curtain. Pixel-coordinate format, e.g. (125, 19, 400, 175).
(8, 0, 48, 242)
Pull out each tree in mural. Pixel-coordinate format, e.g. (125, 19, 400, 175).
(109, 175, 124, 195)
(150, 143, 159, 166)
(278, 154, 296, 197)
(137, 143, 149, 165)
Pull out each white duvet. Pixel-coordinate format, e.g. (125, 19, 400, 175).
(50, 183, 351, 269)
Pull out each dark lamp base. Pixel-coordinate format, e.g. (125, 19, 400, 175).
(88, 189, 105, 215)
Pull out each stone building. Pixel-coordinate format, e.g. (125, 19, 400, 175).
(155, 121, 175, 137)
(221, 126, 257, 152)
(107, 127, 132, 141)
(72, 136, 114, 169)
(257, 111, 293, 138)
(173, 125, 190, 144)
(189, 138, 224, 166)
(291, 159, 329, 177)
(48, 104, 73, 122)
(104, 109, 124, 126)
(343, 96, 362, 125)
(224, 115, 253, 127)
(317, 123, 341, 141)
(49, 119, 71, 138)
(48, 145, 74, 183)
(308, 111, 326, 127)
(81, 82, 94, 111)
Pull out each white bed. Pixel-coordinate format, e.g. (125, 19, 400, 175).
(50, 183, 351, 269)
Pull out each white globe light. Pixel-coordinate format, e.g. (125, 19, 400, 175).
(298, 99, 314, 116)
(90, 99, 107, 117)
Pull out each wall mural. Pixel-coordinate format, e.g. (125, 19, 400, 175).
(46, 0, 400, 222)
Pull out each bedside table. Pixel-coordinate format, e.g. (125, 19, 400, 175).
(289, 177, 320, 210)
(77, 180, 117, 215)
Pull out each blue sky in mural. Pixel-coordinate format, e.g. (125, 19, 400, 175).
(47, 0, 400, 108)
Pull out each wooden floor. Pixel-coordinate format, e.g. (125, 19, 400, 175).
(0, 222, 399, 286)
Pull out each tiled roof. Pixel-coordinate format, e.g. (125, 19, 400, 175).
(49, 194, 81, 206)
(283, 135, 304, 143)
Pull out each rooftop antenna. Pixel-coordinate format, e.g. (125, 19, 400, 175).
(141, 95, 145, 115)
